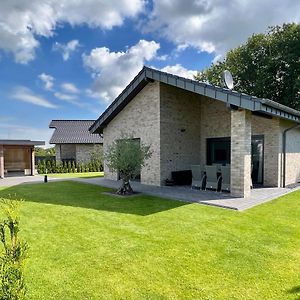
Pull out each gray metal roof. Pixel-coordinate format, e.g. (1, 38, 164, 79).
(90, 66, 300, 134)
(49, 120, 103, 144)
(0, 140, 45, 146)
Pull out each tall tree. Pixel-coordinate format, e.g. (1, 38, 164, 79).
(195, 23, 300, 110)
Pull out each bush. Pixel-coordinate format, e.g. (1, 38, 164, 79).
(0, 198, 28, 299)
(36, 158, 103, 174)
(71, 162, 76, 173)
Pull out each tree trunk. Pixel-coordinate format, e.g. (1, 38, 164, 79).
(116, 177, 133, 195)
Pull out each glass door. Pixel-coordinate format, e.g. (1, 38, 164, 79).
(251, 136, 264, 185)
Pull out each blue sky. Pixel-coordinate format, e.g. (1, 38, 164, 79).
(0, 0, 299, 146)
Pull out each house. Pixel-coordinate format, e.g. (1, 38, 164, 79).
(0, 140, 45, 178)
(89, 67, 300, 198)
(49, 120, 103, 164)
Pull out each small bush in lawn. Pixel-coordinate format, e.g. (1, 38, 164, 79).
(0, 198, 28, 299)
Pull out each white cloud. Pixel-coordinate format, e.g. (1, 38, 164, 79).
(83, 39, 160, 102)
(160, 64, 197, 79)
(11, 86, 57, 108)
(53, 40, 80, 61)
(0, 122, 52, 146)
(38, 73, 54, 90)
(147, 0, 300, 56)
(0, 0, 144, 63)
(61, 83, 80, 94)
(54, 92, 77, 101)
(54, 92, 89, 109)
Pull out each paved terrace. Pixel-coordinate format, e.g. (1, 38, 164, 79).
(0, 176, 299, 211)
(72, 177, 300, 211)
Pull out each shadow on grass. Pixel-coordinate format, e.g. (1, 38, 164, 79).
(0, 181, 188, 216)
(287, 286, 300, 300)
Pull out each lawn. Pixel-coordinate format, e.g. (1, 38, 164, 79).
(45, 171, 104, 178)
(0, 181, 299, 300)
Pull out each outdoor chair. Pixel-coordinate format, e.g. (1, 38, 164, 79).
(191, 165, 205, 189)
(212, 163, 222, 172)
(220, 166, 230, 192)
(205, 165, 221, 191)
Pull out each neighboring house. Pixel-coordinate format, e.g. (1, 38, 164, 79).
(0, 140, 45, 178)
(89, 66, 300, 198)
(49, 120, 103, 164)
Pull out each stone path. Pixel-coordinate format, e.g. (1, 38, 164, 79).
(0, 175, 57, 186)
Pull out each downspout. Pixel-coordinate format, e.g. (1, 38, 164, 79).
(282, 123, 300, 187)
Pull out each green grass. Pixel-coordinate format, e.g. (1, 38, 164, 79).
(0, 181, 299, 299)
(45, 171, 104, 178)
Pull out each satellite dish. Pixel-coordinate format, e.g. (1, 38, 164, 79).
(221, 70, 234, 90)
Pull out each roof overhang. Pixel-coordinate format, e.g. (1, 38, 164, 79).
(0, 140, 45, 146)
(90, 66, 300, 134)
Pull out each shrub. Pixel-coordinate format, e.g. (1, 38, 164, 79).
(71, 161, 76, 173)
(0, 198, 28, 299)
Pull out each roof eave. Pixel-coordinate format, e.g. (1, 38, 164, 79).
(90, 66, 300, 132)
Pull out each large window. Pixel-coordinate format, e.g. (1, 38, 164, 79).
(207, 138, 230, 165)
(206, 136, 264, 185)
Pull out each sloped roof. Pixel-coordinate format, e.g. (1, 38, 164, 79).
(90, 66, 300, 134)
(49, 120, 103, 144)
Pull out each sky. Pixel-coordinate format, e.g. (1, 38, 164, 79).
(0, 0, 299, 146)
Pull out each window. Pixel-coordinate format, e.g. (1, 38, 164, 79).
(207, 138, 230, 165)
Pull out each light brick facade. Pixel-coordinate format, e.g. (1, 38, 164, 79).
(103, 81, 161, 185)
(230, 109, 252, 197)
(280, 120, 300, 186)
(55, 143, 102, 164)
(102, 81, 300, 196)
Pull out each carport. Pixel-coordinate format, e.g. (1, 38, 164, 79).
(0, 140, 45, 178)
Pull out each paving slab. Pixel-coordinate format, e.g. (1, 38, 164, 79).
(72, 177, 300, 211)
(1, 175, 298, 211)
(0, 175, 58, 187)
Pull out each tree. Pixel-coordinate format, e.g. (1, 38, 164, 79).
(105, 137, 152, 195)
(0, 198, 28, 299)
(195, 23, 300, 110)
(35, 147, 55, 157)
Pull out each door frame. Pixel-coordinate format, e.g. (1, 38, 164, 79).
(251, 135, 264, 185)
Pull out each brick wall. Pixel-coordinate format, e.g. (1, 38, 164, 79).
(200, 98, 231, 165)
(280, 120, 300, 186)
(230, 109, 252, 197)
(103, 81, 161, 185)
(102, 79, 300, 189)
(252, 115, 281, 187)
(160, 83, 202, 183)
(76, 144, 102, 164)
(55, 144, 76, 161)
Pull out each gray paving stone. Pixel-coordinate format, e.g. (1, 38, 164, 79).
(72, 178, 300, 211)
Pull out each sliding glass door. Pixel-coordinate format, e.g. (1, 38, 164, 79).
(251, 136, 264, 185)
(207, 135, 264, 185)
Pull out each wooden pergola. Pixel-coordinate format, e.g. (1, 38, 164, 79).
(0, 140, 45, 179)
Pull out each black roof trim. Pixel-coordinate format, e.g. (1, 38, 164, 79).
(90, 66, 300, 134)
(0, 140, 45, 146)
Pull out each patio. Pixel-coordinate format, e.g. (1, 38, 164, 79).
(72, 177, 300, 211)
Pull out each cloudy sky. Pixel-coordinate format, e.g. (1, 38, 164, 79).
(0, 0, 299, 145)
